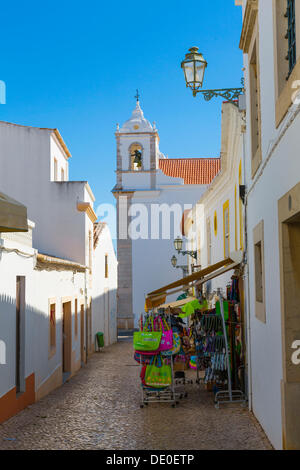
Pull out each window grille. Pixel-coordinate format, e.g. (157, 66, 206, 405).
(286, 0, 296, 78)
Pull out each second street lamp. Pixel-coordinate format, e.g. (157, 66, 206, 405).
(173, 237, 197, 259)
(181, 46, 244, 105)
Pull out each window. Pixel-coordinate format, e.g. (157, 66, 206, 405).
(239, 161, 244, 250)
(206, 218, 212, 266)
(274, 0, 300, 126)
(105, 254, 108, 278)
(129, 143, 143, 171)
(254, 242, 263, 303)
(238, 0, 261, 175)
(253, 220, 266, 323)
(61, 168, 65, 181)
(223, 201, 230, 258)
(214, 211, 218, 236)
(75, 299, 78, 338)
(49, 303, 56, 349)
(287, 0, 296, 78)
(54, 158, 58, 181)
(249, 37, 262, 177)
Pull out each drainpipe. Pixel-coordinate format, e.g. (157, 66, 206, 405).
(84, 268, 88, 364)
(242, 125, 253, 411)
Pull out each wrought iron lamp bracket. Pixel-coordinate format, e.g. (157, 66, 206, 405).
(194, 87, 244, 105)
(179, 250, 198, 259)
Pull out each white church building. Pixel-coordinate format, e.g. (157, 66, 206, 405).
(113, 99, 221, 329)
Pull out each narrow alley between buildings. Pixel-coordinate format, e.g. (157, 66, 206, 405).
(0, 338, 271, 451)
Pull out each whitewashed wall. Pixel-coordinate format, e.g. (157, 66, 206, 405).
(131, 184, 207, 326)
(186, 102, 244, 295)
(0, 122, 93, 265)
(92, 224, 118, 346)
(0, 228, 86, 402)
(240, 0, 300, 449)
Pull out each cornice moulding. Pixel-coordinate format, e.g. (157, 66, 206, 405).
(239, 0, 258, 53)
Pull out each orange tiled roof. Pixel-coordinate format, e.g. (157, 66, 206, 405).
(159, 158, 221, 185)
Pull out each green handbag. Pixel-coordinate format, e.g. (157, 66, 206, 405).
(145, 356, 172, 388)
(133, 317, 162, 352)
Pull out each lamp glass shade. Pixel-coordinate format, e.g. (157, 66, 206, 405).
(174, 237, 183, 252)
(181, 47, 207, 94)
(195, 60, 206, 86)
(171, 255, 177, 267)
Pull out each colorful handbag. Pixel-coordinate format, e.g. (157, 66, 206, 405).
(156, 317, 173, 352)
(133, 317, 162, 352)
(134, 351, 157, 364)
(161, 332, 181, 356)
(145, 356, 172, 389)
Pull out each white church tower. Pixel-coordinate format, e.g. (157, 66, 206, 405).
(113, 95, 162, 330)
(113, 95, 220, 330)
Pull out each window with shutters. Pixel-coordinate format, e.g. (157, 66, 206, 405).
(274, 0, 300, 126)
(286, 0, 296, 78)
(249, 36, 262, 177)
(223, 201, 230, 259)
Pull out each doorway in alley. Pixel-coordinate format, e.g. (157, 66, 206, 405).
(80, 304, 85, 364)
(62, 301, 72, 381)
(279, 183, 300, 450)
(16, 276, 25, 394)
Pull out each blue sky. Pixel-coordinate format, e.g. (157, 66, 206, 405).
(0, 0, 243, 209)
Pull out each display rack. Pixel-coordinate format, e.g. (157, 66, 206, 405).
(214, 295, 246, 408)
(193, 291, 246, 408)
(138, 311, 189, 408)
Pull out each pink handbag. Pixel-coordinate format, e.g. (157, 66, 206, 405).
(157, 317, 173, 352)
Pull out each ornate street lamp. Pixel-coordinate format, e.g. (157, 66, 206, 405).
(171, 255, 189, 277)
(181, 47, 207, 97)
(174, 237, 183, 252)
(181, 47, 244, 105)
(171, 255, 178, 267)
(173, 237, 197, 259)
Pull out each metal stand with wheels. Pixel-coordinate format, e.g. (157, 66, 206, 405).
(140, 356, 178, 408)
(139, 312, 179, 408)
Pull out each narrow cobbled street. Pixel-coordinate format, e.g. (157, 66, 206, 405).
(0, 339, 271, 450)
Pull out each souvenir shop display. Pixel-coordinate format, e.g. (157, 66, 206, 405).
(190, 279, 246, 407)
(134, 276, 246, 409)
(133, 310, 191, 408)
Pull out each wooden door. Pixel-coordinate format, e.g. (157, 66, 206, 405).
(62, 302, 72, 373)
(80, 304, 85, 363)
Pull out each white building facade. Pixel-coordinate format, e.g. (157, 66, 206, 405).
(237, 0, 300, 449)
(0, 121, 117, 423)
(113, 100, 221, 329)
(185, 102, 244, 294)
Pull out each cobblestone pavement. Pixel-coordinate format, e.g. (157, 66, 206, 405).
(0, 339, 272, 450)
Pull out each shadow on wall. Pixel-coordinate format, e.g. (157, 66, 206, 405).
(92, 289, 118, 347)
(0, 289, 118, 423)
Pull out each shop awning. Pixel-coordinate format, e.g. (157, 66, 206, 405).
(0, 192, 28, 232)
(159, 297, 197, 309)
(147, 251, 243, 302)
(144, 294, 167, 312)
